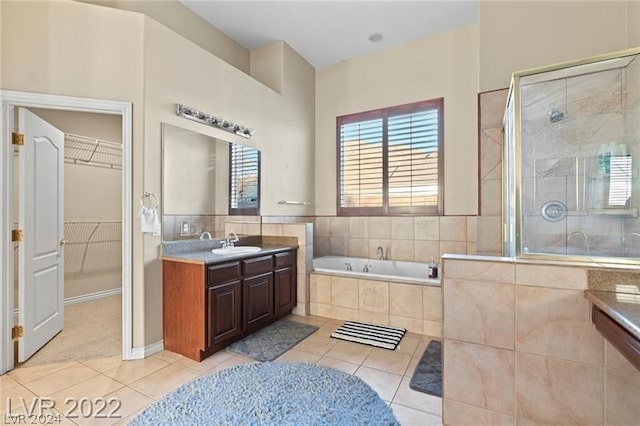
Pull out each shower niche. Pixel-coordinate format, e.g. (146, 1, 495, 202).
(504, 48, 640, 261)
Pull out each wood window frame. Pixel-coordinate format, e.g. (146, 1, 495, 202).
(336, 98, 444, 216)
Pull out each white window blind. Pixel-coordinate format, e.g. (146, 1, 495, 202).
(337, 98, 443, 215)
(230, 143, 260, 214)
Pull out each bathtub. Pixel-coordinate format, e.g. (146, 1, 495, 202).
(312, 256, 440, 286)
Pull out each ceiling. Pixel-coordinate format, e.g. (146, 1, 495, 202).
(180, 1, 478, 69)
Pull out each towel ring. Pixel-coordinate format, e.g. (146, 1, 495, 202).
(140, 191, 159, 209)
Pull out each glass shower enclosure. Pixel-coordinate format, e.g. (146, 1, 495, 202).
(504, 48, 640, 263)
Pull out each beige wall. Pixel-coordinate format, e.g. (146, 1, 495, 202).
(1, 0, 146, 345)
(250, 41, 284, 94)
(143, 18, 315, 343)
(629, 0, 640, 47)
(479, 1, 629, 92)
(315, 24, 479, 216)
(80, 0, 250, 73)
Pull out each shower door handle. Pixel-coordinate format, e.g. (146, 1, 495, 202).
(59, 239, 67, 247)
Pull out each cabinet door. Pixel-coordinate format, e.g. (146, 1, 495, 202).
(243, 272, 274, 329)
(275, 266, 296, 316)
(207, 280, 242, 346)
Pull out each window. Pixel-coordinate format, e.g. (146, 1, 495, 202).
(337, 98, 443, 215)
(229, 143, 260, 215)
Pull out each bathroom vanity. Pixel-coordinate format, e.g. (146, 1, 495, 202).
(162, 246, 297, 361)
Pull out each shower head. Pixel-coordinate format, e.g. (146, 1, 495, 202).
(548, 108, 565, 123)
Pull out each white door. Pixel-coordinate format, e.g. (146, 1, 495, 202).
(17, 108, 65, 362)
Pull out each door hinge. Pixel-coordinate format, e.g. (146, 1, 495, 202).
(11, 325, 23, 340)
(11, 229, 23, 242)
(12, 132, 24, 146)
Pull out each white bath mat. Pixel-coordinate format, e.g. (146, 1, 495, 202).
(331, 321, 406, 350)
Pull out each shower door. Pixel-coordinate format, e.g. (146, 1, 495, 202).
(505, 48, 640, 261)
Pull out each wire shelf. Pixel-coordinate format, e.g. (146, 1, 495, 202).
(64, 221, 122, 277)
(64, 133, 122, 169)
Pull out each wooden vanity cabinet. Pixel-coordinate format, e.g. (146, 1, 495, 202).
(162, 248, 297, 361)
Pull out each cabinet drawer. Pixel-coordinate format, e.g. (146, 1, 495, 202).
(208, 262, 241, 285)
(243, 255, 273, 277)
(275, 251, 296, 268)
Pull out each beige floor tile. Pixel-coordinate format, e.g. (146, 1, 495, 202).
(129, 364, 198, 400)
(9, 361, 76, 384)
(22, 363, 100, 396)
(173, 350, 234, 374)
(50, 374, 125, 409)
(396, 333, 421, 356)
(324, 340, 372, 365)
(316, 356, 360, 374)
(103, 386, 153, 423)
(392, 377, 442, 416)
(293, 335, 337, 356)
(354, 365, 403, 401)
(201, 355, 256, 376)
(363, 348, 413, 375)
(276, 349, 322, 364)
(0, 374, 20, 391)
(391, 403, 442, 425)
(286, 314, 328, 327)
(406, 341, 429, 376)
(80, 356, 124, 373)
(152, 350, 183, 364)
(0, 383, 38, 413)
(103, 357, 169, 385)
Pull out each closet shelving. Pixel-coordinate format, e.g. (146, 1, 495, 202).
(64, 221, 122, 277)
(64, 133, 122, 169)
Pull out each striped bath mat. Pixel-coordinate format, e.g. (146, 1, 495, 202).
(331, 321, 406, 350)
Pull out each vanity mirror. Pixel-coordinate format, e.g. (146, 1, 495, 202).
(161, 123, 261, 241)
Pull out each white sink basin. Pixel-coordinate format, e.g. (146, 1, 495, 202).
(211, 246, 262, 255)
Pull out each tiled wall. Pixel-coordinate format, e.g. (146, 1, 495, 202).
(441, 256, 640, 425)
(310, 273, 442, 336)
(478, 88, 508, 256)
(163, 214, 260, 240)
(313, 216, 477, 262)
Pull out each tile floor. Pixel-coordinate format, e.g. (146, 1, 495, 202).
(1, 315, 442, 425)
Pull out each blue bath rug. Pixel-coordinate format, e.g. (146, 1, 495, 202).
(129, 362, 399, 426)
(226, 319, 318, 362)
(409, 340, 442, 397)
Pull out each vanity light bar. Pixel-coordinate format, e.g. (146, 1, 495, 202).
(176, 104, 254, 139)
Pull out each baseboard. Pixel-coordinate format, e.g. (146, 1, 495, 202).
(13, 287, 122, 316)
(130, 340, 164, 360)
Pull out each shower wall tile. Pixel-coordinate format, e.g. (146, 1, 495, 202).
(567, 68, 622, 116)
(443, 278, 515, 349)
(520, 79, 566, 124)
(415, 216, 439, 240)
(443, 339, 515, 415)
(369, 217, 391, 239)
(330, 217, 349, 237)
(480, 178, 502, 216)
(314, 217, 331, 237)
(515, 264, 587, 290)
(480, 128, 503, 180)
(480, 89, 509, 130)
(439, 216, 466, 241)
(413, 240, 439, 263)
(349, 217, 369, 238)
(438, 241, 467, 258)
(391, 217, 415, 239)
(515, 352, 603, 425)
(516, 286, 603, 365)
(476, 216, 502, 255)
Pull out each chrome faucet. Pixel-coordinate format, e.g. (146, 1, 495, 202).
(199, 231, 212, 240)
(222, 232, 240, 248)
(376, 246, 385, 260)
(362, 264, 372, 273)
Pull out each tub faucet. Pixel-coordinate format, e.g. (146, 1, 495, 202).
(362, 264, 372, 273)
(199, 231, 212, 241)
(344, 262, 352, 271)
(376, 246, 385, 260)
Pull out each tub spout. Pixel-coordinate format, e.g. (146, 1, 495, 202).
(376, 246, 385, 261)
